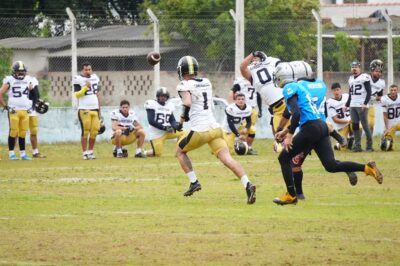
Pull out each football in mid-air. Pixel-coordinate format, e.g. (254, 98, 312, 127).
(147, 51, 161, 66)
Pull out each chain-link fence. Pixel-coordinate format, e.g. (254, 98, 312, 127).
(0, 14, 397, 107)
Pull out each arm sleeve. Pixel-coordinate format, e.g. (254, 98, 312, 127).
(168, 113, 179, 129)
(74, 84, 88, 98)
(364, 81, 371, 105)
(345, 92, 351, 107)
(377, 89, 383, 97)
(283, 107, 291, 119)
(287, 95, 300, 134)
(29, 85, 40, 104)
(146, 109, 166, 130)
(245, 116, 251, 129)
(257, 92, 262, 112)
(226, 112, 240, 137)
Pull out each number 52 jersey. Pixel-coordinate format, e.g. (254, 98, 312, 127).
(176, 78, 219, 132)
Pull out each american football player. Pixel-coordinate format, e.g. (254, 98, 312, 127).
(144, 87, 185, 157)
(111, 99, 146, 158)
(229, 77, 261, 155)
(346, 61, 373, 152)
(368, 59, 385, 135)
(381, 84, 400, 151)
(326, 82, 353, 150)
(272, 61, 382, 205)
(73, 62, 101, 160)
(176, 55, 256, 204)
(223, 93, 252, 155)
(0, 61, 34, 160)
(240, 51, 288, 136)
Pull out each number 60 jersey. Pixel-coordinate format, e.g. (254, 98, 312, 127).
(144, 99, 176, 139)
(176, 78, 219, 132)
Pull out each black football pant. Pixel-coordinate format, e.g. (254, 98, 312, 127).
(278, 119, 365, 197)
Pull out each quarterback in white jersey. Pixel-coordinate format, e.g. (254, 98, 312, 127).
(223, 93, 252, 155)
(0, 61, 35, 160)
(346, 61, 373, 152)
(111, 99, 146, 158)
(144, 87, 185, 157)
(368, 59, 386, 134)
(381, 85, 400, 144)
(176, 55, 256, 204)
(73, 62, 101, 160)
(240, 51, 287, 134)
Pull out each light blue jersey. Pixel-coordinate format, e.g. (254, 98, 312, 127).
(283, 82, 320, 127)
(297, 79, 327, 122)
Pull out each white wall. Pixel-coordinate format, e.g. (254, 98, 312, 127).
(13, 49, 49, 78)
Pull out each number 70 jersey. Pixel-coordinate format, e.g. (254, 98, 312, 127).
(176, 78, 219, 132)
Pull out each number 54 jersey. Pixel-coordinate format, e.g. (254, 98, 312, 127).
(144, 99, 176, 139)
(176, 78, 219, 132)
(3, 75, 33, 110)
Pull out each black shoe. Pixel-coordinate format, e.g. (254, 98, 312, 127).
(246, 182, 256, 204)
(366, 148, 374, 152)
(135, 152, 146, 158)
(184, 181, 202, 197)
(296, 193, 306, 200)
(247, 148, 258, 155)
(346, 172, 358, 186)
(352, 147, 363, 152)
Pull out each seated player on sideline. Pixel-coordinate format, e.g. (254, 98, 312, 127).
(381, 84, 400, 151)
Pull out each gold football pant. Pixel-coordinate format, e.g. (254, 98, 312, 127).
(78, 109, 100, 139)
(385, 123, 400, 141)
(29, 116, 39, 136)
(150, 131, 185, 156)
(8, 110, 29, 138)
(111, 130, 139, 146)
(178, 128, 227, 155)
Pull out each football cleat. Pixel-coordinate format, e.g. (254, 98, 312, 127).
(116, 152, 123, 158)
(20, 155, 32, 161)
(134, 152, 146, 158)
(346, 172, 358, 186)
(9, 154, 19, 160)
(88, 153, 96, 160)
(364, 161, 383, 184)
(273, 192, 298, 205)
(246, 147, 258, 156)
(246, 182, 256, 204)
(183, 181, 202, 197)
(83, 154, 90, 160)
(33, 153, 46, 158)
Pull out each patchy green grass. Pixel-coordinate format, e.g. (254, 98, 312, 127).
(0, 139, 399, 265)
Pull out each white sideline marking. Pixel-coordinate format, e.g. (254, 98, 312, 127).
(0, 177, 161, 183)
(312, 202, 400, 206)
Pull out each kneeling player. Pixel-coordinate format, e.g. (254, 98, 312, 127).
(223, 93, 252, 155)
(111, 100, 146, 158)
(144, 87, 184, 157)
(381, 84, 400, 151)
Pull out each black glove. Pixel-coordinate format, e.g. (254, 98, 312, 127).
(252, 51, 266, 61)
(164, 126, 174, 133)
(174, 122, 183, 131)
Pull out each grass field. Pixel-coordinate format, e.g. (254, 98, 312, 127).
(0, 139, 399, 265)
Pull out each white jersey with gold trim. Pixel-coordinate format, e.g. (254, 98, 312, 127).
(3, 75, 33, 110)
(381, 93, 400, 128)
(223, 103, 252, 133)
(176, 78, 220, 132)
(73, 74, 100, 110)
(248, 57, 283, 106)
(326, 93, 351, 130)
(348, 73, 371, 107)
(144, 99, 176, 139)
(369, 76, 385, 105)
(110, 109, 138, 128)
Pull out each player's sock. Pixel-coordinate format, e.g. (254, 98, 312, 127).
(136, 148, 142, 154)
(33, 148, 39, 154)
(20, 150, 26, 157)
(8, 136, 16, 151)
(240, 175, 250, 188)
(187, 171, 197, 183)
(88, 150, 93, 154)
(293, 171, 303, 195)
(9, 150, 15, 156)
(18, 137, 26, 151)
(117, 148, 122, 154)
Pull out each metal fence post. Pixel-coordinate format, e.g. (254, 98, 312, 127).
(147, 8, 160, 96)
(66, 7, 77, 107)
(382, 10, 393, 86)
(312, 9, 323, 80)
(230, 0, 244, 78)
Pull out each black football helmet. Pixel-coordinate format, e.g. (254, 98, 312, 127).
(35, 99, 49, 114)
(351, 60, 361, 68)
(370, 59, 384, 71)
(177, 56, 199, 80)
(380, 136, 393, 151)
(98, 116, 106, 135)
(156, 87, 170, 104)
(234, 140, 249, 156)
(12, 61, 27, 80)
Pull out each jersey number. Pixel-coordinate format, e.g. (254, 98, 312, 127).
(350, 84, 362, 95)
(85, 84, 98, 95)
(256, 68, 272, 85)
(156, 113, 171, 124)
(11, 86, 29, 98)
(248, 87, 255, 100)
(387, 107, 400, 119)
(202, 92, 209, 110)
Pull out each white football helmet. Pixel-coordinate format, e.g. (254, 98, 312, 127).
(274, 61, 313, 87)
